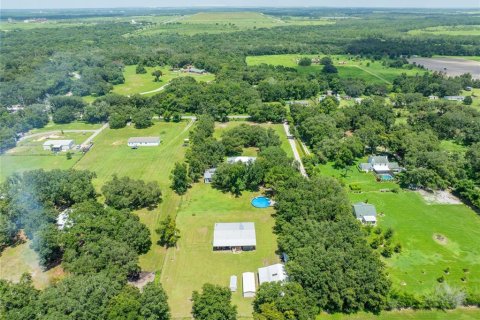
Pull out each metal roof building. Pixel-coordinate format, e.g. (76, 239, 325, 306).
(242, 272, 256, 298)
(43, 140, 74, 151)
(353, 202, 377, 225)
(127, 137, 160, 147)
(258, 263, 288, 285)
(213, 222, 256, 251)
(226, 156, 256, 164)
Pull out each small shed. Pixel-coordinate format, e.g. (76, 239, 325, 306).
(204, 168, 217, 183)
(229, 275, 237, 292)
(242, 272, 256, 298)
(353, 202, 377, 225)
(258, 263, 287, 285)
(127, 137, 160, 147)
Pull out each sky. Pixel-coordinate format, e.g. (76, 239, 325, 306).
(2, 0, 479, 9)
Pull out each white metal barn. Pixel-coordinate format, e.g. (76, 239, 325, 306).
(229, 275, 237, 292)
(242, 272, 256, 298)
(213, 222, 256, 251)
(127, 137, 160, 147)
(226, 156, 256, 164)
(43, 140, 74, 152)
(258, 263, 287, 285)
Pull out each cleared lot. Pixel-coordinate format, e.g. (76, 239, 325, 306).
(409, 57, 480, 79)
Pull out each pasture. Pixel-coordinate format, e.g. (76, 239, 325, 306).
(27, 121, 102, 134)
(111, 65, 214, 96)
(319, 308, 480, 320)
(408, 25, 480, 37)
(246, 54, 425, 84)
(318, 161, 480, 296)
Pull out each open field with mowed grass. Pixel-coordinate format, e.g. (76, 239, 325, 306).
(318, 160, 480, 295)
(408, 25, 480, 36)
(161, 183, 278, 318)
(27, 121, 102, 134)
(74, 120, 193, 272)
(111, 65, 215, 96)
(318, 308, 480, 320)
(246, 54, 426, 84)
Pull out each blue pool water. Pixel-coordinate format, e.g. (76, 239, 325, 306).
(379, 174, 394, 181)
(251, 196, 271, 208)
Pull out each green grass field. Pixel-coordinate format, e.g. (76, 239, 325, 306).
(319, 308, 480, 320)
(246, 54, 426, 84)
(408, 25, 480, 36)
(27, 121, 102, 134)
(111, 65, 215, 96)
(318, 160, 480, 296)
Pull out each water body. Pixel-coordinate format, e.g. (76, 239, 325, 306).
(409, 57, 480, 80)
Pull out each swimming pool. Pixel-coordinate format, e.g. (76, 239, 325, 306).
(251, 196, 271, 208)
(379, 174, 394, 181)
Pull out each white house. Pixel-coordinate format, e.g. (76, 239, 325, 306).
(444, 96, 465, 102)
(226, 156, 256, 164)
(242, 272, 256, 298)
(57, 209, 73, 230)
(229, 275, 237, 292)
(428, 95, 439, 100)
(358, 156, 403, 174)
(258, 263, 287, 285)
(127, 137, 160, 147)
(43, 140, 74, 152)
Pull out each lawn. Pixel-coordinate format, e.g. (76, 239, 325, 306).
(317, 160, 480, 296)
(161, 183, 279, 318)
(319, 308, 480, 320)
(246, 54, 426, 85)
(110, 65, 215, 96)
(27, 121, 102, 134)
(74, 120, 193, 272)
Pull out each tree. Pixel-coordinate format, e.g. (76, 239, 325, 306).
(0, 274, 39, 320)
(140, 282, 171, 320)
(0, 128, 17, 153)
(102, 175, 162, 210)
(109, 113, 128, 129)
(191, 284, 237, 320)
(136, 63, 147, 74)
(30, 224, 62, 269)
(171, 162, 190, 195)
(152, 70, 163, 82)
(132, 109, 153, 129)
(322, 63, 338, 74)
(253, 282, 317, 320)
(463, 96, 473, 105)
(156, 215, 180, 248)
(107, 286, 142, 320)
(212, 163, 248, 196)
(298, 57, 312, 66)
(52, 106, 77, 124)
(320, 56, 333, 65)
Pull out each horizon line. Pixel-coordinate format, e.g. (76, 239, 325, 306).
(1, 6, 478, 10)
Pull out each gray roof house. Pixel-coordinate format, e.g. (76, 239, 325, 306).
(444, 96, 465, 102)
(353, 202, 377, 225)
(204, 168, 217, 183)
(358, 155, 403, 174)
(213, 222, 256, 251)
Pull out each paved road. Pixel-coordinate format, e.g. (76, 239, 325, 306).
(140, 83, 170, 95)
(283, 121, 308, 178)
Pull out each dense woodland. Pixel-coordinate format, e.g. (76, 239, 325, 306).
(1, 7, 480, 319)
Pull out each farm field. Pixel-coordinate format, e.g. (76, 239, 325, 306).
(319, 308, 480, 320)
(111, 65, 215, 96)
(408, 25, 480, 36)
(131, 12, 334, 36)
(74, 120, 193, 272)
(318, 161, 480, 296)
(246, 54, 426, 84)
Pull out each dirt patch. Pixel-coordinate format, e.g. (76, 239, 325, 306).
(433, 233, 448, 245)
(418, 189, 462, 205)
(128, 272, 155, 290)
(197, 227, 208, 236)
(111, 140, 123, 146)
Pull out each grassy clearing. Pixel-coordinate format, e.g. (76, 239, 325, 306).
(317, 160, 480, 296)
(0, 241, 65, 289)
(246, 54, 425, 84)
(319, 308, 480, 320)
(110, 65, 215, 96)
(161, 183, 278, 318)
(408, 25, 480, 36)
(439, 140, 468, 153)
(74, 120, 192, 272)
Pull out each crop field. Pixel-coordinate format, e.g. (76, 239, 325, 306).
(111, 65, 215, 96)
(318, 161, 480, 296)
(408, 25, 480, 36)
(246, 54, 426, 84)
